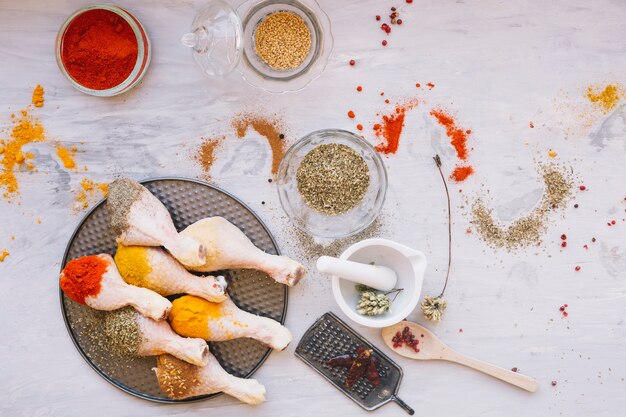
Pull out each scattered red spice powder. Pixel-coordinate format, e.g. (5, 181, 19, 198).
(427, 82, 435, 89)
(374, 111, 405, 154)
(348, 110, 355, 119)
(559, 304, 569, 318)
(356, 86, 362, 92)
(530, 121, 534, 128)
(415, 83, 421, 88)
(575, 266, 581, 271)
(430, 109, 470, 160)
(356, 124, 363, 131)
(373, 100, 418, 155)
(450, 166, 474, 182)
(384, 99, 390, 104)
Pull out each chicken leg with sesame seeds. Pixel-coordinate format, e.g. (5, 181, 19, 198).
(180, 216, 306, 287)
(104, 307, 209, 366)
(60, 254, 172, 321)
(107, 178, 206, 268)
(155, 354, 266, 404)
(114, 244, 227, 303)
(168, 295, 293, 350)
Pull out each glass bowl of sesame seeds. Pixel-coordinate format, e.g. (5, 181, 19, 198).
(236, 0, 333, 93)
(277, 129, 388, 239)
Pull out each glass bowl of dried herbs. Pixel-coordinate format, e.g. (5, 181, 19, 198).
(277, 129, 388, 239)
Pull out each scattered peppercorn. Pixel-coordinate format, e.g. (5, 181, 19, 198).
(279, 133, 285, 139)
(356, 124, 363, 131)
(416, 83, 421, 88)
(268, 178, 273, 183)
(392, 326, 420, 352)
(574, 204, 579, 208)
(575, 266, 581, 271)
(561, 241, 567, 247)
(349, 59, 355, 66)
(511, 367, 518, 372)
(611, 220, 616, 224)
(406, 0, 413, 3)
(592, 237, 596, 242)
(579, 185, 586, 191)
(561, 234, 567, 240)
(551, 381, 557, 386)
(382, 40, 388, 46)
(261, 201, 265, 205)
(397, 19, 403, 25)
(376, 15, 381, 21)
(356, 86, 362, 92)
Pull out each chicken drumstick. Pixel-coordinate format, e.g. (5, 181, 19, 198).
(114, 244, 227, 303)
(107, 178, 206, 268)
(104, 307, 208, 366)
(168, 295, 292, 350)
(60, 254, 172, 321)
(181, 217, 306, 287)
(154, 354, 266, 404)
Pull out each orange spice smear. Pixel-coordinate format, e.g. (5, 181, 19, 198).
(0, 104, 45, 202)
(450, 166, 474, 182)
(232, 115, 286, 176)
(0, 250, 9, 262)
(32, 85, 44, 107)
(75, 178, 108, 211)
(373, 99, 418, 155)
(430, 108, 474, 182)
(56, 145, 77, 169)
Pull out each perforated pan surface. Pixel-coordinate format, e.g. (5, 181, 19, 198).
(60, 178, 288, 402)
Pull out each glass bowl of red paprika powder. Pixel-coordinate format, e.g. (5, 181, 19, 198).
(55, 4, 151, 97)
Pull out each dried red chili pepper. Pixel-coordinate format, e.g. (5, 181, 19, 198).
(366, 359, 380, 386)
(345, 349, 371, 388)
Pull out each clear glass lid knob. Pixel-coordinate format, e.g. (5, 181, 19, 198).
(182, 0, 243, 77)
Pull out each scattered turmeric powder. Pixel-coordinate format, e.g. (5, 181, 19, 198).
(74, 178, 108, 211)
(56, 145, 77, 169)
(0, 250, 9, 262)
(32, 85, 44, 107)
(0, 105, 45, 202)
(586, 84, 623, 114)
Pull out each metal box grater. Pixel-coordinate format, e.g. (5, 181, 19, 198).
(295, 312, 414, 415)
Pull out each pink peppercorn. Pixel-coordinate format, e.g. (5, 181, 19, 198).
(376, 15, 381, 21)
(397, 19, 403, 25)
(575, 266, 581, 271)
(561, 241, 567, 248)
(579, 185, 586, 191)
(382, 40, 388, 46)
(349, 59, 355, 66)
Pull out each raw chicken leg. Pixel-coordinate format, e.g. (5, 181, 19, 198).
(169, 295, 292, 350)
(107, 178, 206, 268)
(104, 307, 209, 366)
(114, 244, 227, 302)
(60, 254, 172, 321)
(154, 354, 266, 404)
(181, 217, 306, 286)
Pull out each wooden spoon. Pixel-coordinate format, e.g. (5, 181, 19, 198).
(381, 321, 538, 392)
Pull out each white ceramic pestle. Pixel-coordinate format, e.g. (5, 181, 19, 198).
(316, 256, 398, 291)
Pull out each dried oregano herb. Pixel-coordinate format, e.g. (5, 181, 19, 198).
(296, 143, 370, 215)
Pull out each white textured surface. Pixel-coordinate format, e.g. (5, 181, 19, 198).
(1, 1, 626, 416)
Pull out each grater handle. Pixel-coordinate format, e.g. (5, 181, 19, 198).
(391, 395, 414, 415)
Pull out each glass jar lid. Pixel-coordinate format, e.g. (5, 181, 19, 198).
(181, 0, 243, 77)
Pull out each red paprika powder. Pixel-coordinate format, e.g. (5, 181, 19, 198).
(60, 255, 108, 304)
(61, 9, 138, 90)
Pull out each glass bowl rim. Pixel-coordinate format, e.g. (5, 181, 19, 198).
(276, 128, 388, 239)
(54, 3, 151, 97)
